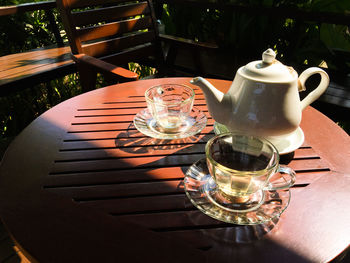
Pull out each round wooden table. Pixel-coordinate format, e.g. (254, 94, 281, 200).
(0, 78, 349, 263)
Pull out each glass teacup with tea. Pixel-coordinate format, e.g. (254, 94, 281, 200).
(145, 84, 194, 134)
(205, 133, 296, 211)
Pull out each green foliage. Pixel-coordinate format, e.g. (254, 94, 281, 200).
(159, 0, 350, 71)
(0, 0, 57, 56)
(129, 62, 156, 77)
(0, 74, 82, 138)
(338, 120, 350, 133)
(0, 0, 81, 138)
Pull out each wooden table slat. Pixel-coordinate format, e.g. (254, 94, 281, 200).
(45, 179, 186, 200)
(59, 135, 208, 150)
(73, 98, 206, 112)
(49, 153, 329, 175)
(115, 210, 238, 230)
(79, 193, 189, 214)
(56, 142, 207, 160)
(66, 121, 214, 132)
(44, 166, 189, 187)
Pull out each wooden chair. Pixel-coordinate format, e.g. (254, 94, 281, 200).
(56, 0, 217, 92)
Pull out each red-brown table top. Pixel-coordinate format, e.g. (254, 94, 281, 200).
(0, 77, 349, 263)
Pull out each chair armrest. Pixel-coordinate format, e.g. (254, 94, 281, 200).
(158, 34, 218, 50)
(72, 54, 139, 80)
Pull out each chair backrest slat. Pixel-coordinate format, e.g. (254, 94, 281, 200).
(57, 0, 163, 68)
(68, 0, 128, 10)
(78, 16, 153, 42)
(103, 44, 156, 65)
(82, 31, 156, 57)
(71, 2, 150, 27)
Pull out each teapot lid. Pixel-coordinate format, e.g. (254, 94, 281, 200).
(239, 49, 297, 82)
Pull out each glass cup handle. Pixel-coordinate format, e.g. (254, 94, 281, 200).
(265, 165, 296, 191)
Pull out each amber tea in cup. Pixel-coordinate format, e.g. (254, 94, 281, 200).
(145, 84, 195, 133)
(205, 133, 296, 199)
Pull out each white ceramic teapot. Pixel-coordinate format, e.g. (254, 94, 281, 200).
(191, 49, 329, 141)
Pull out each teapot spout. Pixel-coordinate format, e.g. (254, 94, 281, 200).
(190, 77, 232, 124)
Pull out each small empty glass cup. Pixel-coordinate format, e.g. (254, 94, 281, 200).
(206, 133, 295, 209)
(145, 84, 195, 133)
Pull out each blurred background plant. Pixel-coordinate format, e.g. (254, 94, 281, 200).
(0, 0, 349, 142)
(0, 0, 79, 141)
(158, 0, 350, 71)
(0, 0, 57, 56)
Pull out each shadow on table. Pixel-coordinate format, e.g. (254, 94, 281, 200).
(114, 123, 298, 246)
(183, 196, 280, 244)
(5, 115, 345, 263)
(111, 124, 316, 262)
(114, 123, 205, 154)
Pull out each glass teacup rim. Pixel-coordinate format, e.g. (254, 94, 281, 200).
(205, 132, 280, 176)
(145, 84, 195, 106)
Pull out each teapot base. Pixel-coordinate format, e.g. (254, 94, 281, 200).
(213, 122, 304, 154)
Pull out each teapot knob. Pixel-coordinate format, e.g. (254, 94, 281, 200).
(262, 48, 276, 64)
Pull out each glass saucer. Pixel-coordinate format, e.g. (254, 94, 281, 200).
(184, 159, 291, 225)
(213, 122, 304, 155)
(133, 107, 207, 139)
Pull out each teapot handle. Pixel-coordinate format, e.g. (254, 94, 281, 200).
(299, 67, 330, 111)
